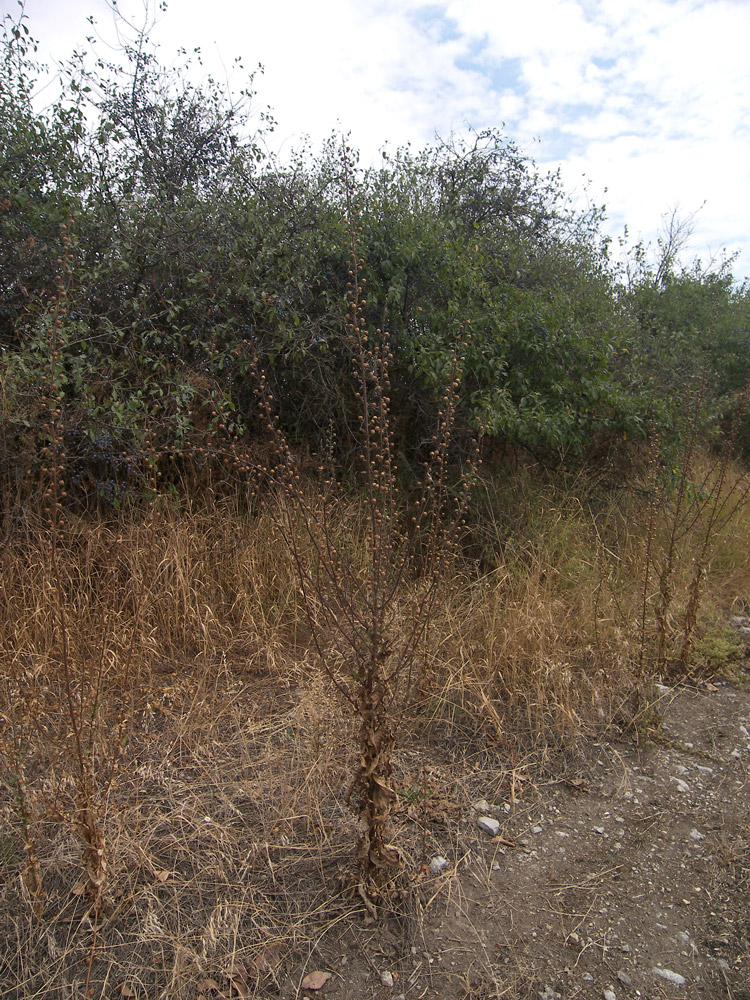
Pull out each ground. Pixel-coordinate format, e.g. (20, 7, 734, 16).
(2, 670, 749, 999)
(316, 679, 750, 1000)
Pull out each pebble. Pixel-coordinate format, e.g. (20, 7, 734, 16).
(477, 815, 500, 836)
(653, 967, 687, 985)
(690, 828, 705, 840)
(604, 989, 616, 1000)
(671, 777, 690, 793)
(532, 825, 543, 834)
(616, 970, 632, 986)
(428, 856, 449, 874)
(380, 969, 394, 987)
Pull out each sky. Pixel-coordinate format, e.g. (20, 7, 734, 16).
(7, 0, 750, 283)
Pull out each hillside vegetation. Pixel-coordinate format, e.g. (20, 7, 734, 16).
(1, 6, 750, 997)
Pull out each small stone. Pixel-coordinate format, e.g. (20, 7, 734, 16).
(616, 971, 632, 986)
(473, 798, 491, 812)
(593, 825, 606, 834)
(604, 989, 616, 1000)
(690, 828, 705, 840)
(671, 777, 690, 793)
(620, 944, 630, 953)
(477, 815, 500, 836)
(653, 967, 687, 985)
(532, 825, 543, 834)
(428, 856, 449, 874)
(582, 972, 594, 981)
(380, 970, 394, 987)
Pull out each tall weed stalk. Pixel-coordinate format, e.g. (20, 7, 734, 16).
(1, 221, 154, 956)
(250, 146, 478, 906)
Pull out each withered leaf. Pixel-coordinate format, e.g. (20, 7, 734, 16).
(300, 970, 332, 990)
(199, 979, 225, 996)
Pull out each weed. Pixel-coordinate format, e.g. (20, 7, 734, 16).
(246, 144, 479, 907)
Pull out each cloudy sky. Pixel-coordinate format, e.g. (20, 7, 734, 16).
(8, 0, 750, 282)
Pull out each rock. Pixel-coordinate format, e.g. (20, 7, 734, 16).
(593, 825, 606, 834)
(532, 825, 543, 834)
(473, 798, 491, 812)
(538, 988, 561, 999)
(670, 777, 690, 793)
(730, 615, 749, 626)
(477, 815, 500, 836)
(653, 967, 687, 985)
(616, 970, 632, 986)
(380, 970, 394, 987)
(604, 989, 616, 1000)
(690, 828, 705, 840)
(428, 856, 449, 874)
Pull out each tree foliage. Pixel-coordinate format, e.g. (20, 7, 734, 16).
(2, 2, 749, 510)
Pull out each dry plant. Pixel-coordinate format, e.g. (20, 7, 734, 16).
(246, 144, 479, 908)
(0, 220, 159, 992)
(632, 383, 750, 686)
(428, 480, 630, 747)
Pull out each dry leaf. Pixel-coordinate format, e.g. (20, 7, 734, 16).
(199, 979, 225, 996)
(225, 964, 249, 998)
(300, 970, 332, 990)
(251, 942, 282, 974)
(154, 869, 170, 883)
(118, 985, 137, 998)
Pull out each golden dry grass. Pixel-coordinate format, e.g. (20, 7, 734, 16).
(1, 455, 749, 995)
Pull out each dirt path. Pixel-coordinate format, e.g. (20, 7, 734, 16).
(328, 681, 750, 999)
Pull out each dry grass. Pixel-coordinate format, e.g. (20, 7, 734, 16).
(1, 454, 749, 995)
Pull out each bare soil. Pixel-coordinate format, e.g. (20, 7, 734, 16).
(320, 678, 750, 1000)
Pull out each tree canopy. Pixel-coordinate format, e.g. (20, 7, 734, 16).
(2, 3, 749, 508)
